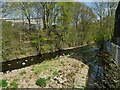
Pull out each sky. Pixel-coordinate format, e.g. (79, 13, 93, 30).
(0, 0, 119, 2)
(0, 2, 2, 18)
(1, 0, 119, 2)
(0, 0, 94, 19)
(0, 0, 119, 19)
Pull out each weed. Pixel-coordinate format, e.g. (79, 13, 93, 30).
(0, 79, 8, 87)
(53, 70, 59, 76)
(60, 61, 65, 65)
(19, 70, 26, 75)
(36, 78, 47, 87)
(36, 76, 51, 87)
(9, 80, 18, 89)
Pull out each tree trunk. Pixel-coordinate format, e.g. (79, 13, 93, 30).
(27, 14, 31, 31)
(113, 1, 120, 45)
(42, 4, 46, 30)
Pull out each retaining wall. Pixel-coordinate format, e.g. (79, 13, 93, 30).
(104, 41, 120, 65)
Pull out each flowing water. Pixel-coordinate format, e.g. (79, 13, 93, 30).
(79, 44, 120, 89)
(77, 44, 105, 88)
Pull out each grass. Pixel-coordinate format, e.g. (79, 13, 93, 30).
(32, 58, 60, 74)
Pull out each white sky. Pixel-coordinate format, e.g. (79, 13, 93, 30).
(74, 0, 119, 2)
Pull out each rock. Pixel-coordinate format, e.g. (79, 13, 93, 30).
(8, 64, 11, 66)
(53, 76, 65, 84)
(0, 72, 3, 75)
(25, 60, 28, 62)
(22, 62, 25, 65)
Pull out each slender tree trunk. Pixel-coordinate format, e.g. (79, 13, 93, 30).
(42, 4, 46, 30)
(43, 14, 46, 29)
(26, 14, 31, 31)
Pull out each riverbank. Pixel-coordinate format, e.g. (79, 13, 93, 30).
(1, 55, 89, 88)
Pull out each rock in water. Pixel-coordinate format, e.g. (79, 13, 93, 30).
(113, 1, 120, 45)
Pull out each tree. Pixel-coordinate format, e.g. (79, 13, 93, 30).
(73, 2, 96, 45)
(20, 2, 33, 30)
(93, 2, 117, 48)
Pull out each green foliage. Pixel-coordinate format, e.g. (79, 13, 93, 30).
(2, 2, 116, 62)
(0, 80, 8, 87)
(41, 45, 51, 53)
(94, 16, 114, 47)
(95, 32, 104, 46)
(32, 57, 61, 75)
(36, 78, 47, 87)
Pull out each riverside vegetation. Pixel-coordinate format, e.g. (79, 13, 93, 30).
(1, 2, 120, 89)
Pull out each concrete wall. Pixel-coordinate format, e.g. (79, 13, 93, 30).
(104, 41, 120, 65)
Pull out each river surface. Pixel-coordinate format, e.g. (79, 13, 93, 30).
(77, 44, 104, 88)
